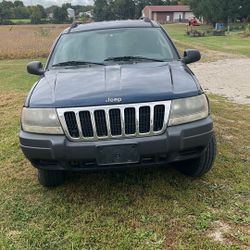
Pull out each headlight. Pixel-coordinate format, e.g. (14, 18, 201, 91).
(168, 94, 209, 126)
(21, 108, 63, 134)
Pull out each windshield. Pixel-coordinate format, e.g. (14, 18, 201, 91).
(48, 27, 178, 67)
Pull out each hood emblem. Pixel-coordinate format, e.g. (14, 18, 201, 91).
(105, 97, 123, 103)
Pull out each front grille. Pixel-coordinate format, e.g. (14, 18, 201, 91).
(57, 101, 171, 141)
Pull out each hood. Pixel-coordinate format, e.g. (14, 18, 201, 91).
(29, 61, 201, 108)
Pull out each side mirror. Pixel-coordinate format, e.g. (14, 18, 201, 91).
(27, 61, 44, 76)
(183, 49, 201, 64)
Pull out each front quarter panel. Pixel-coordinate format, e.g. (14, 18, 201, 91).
(24, 80, 40, 107)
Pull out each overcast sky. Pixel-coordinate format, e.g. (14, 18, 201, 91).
(4, 0, 94, 7)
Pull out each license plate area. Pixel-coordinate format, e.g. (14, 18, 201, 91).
(97, 145, 139, 166)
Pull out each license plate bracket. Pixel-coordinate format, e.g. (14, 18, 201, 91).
(97, 145, 139, 166)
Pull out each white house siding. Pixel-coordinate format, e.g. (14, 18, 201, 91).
(173, 12, 184, 21)
(185, 12, 194, 20)
(153, 12, 157, 21)
(173, 11, 194, 22)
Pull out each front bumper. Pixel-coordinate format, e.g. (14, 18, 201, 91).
(19, 116, 214, 171)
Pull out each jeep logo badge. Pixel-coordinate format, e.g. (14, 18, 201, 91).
(105, 97, 122, 103)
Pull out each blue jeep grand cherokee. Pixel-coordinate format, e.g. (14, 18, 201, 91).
(20, 19, 216, 187)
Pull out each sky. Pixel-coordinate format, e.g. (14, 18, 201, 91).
(4, 0, 94, 7)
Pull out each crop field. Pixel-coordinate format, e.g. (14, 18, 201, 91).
(0, 23, 249, 249)
(0, 24, 67, 59)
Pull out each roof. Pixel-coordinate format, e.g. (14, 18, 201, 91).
(63, 19, 160, 34)
(144, 5, 191, 12)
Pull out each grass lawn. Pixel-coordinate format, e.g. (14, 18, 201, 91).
(163, 24, 250, 57)
(9, 19, 31, 24)
(0, 59, 249, 249)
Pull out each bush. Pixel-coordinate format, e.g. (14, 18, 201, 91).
(0, 19, 14, 25)
(243, 24, 250, 37)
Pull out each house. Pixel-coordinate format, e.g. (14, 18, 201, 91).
(83, 11, 93, 18)
(142, 5, 194, 23)
(67, 8, 75, 19)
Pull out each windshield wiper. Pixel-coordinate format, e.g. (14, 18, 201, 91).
(104, 56, 166, 62)
(52, 60, 104, 67)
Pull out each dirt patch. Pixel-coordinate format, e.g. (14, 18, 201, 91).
(200, 50, 246, 63)
(190, 58, 250, 105)
(208, 221, 231, 243)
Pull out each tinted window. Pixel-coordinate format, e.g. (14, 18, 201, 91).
(48, 28, 178, 67)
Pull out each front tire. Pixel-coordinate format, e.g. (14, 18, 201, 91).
(38, 169, 64, 187)
(176, 133, 216, 177)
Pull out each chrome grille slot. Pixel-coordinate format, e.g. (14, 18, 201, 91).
(139, 106, 150, 133)
(154, 105, 165, 131)
(109, 109, 122, 136)
(124, 107, 136, 135)
(79, 111, 93, 137)
(64, 112, 79, 138)
(57, 101, 171, 141)
(94, 110, 108, 137)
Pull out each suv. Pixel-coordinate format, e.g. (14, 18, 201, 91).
(20, 19, 216, 187)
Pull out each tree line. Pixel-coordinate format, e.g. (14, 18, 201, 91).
(93, 0, 180, 21)
(0, 0, 93, 24)
(190, 0, 250, 24)
(1, 0, 249, 25)
(93, 0, 250, 24)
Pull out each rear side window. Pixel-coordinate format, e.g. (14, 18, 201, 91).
(48, 27, 178, 67)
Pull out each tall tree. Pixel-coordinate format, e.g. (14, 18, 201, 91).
(53, 6, 68, 23)
(30, 6, 44, 24)
(13, 1, 24, 8)
(0, 1, 13, 20)
(13, 7, 30, 19)
(237, 0, 250, 20)
(111, 0, 135, 19)
(93, 0, 114, 21)
(189, 0, 249, 24)
(1, 0, 14, 9)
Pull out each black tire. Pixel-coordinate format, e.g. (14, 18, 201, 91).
(176, 133, 217, 177)
(38, 169, 64, 188)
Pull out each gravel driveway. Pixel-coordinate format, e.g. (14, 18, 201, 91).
(190, 58, 250, 105)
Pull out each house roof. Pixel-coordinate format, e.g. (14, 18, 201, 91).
(144, 5, 191, 12)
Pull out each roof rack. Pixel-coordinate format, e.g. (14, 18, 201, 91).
(68, 21, 82, 33)
(141, 16, 154, 27)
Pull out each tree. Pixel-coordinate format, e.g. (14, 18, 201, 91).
(0, 1, 14, 20)
(111, 0, 135, 19)
(53, 7, 68, 23)
(30, 6, 43, 24)
(178, 0, 189, 4)
(189, 0, 250, 24)
(93, 0, 112, 21)
(238, 0, 250, 20)
(14, 1, 24, 8)
(1, 0, 14, 9)
(36, 4, 46, 19)
(93, 0, 180, 20)
(13, 7, 30, 19)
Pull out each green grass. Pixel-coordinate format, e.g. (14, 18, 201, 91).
(163, 24, 250, 58)
(9, 19, 31, 24)
(0, 59, 249, 249)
